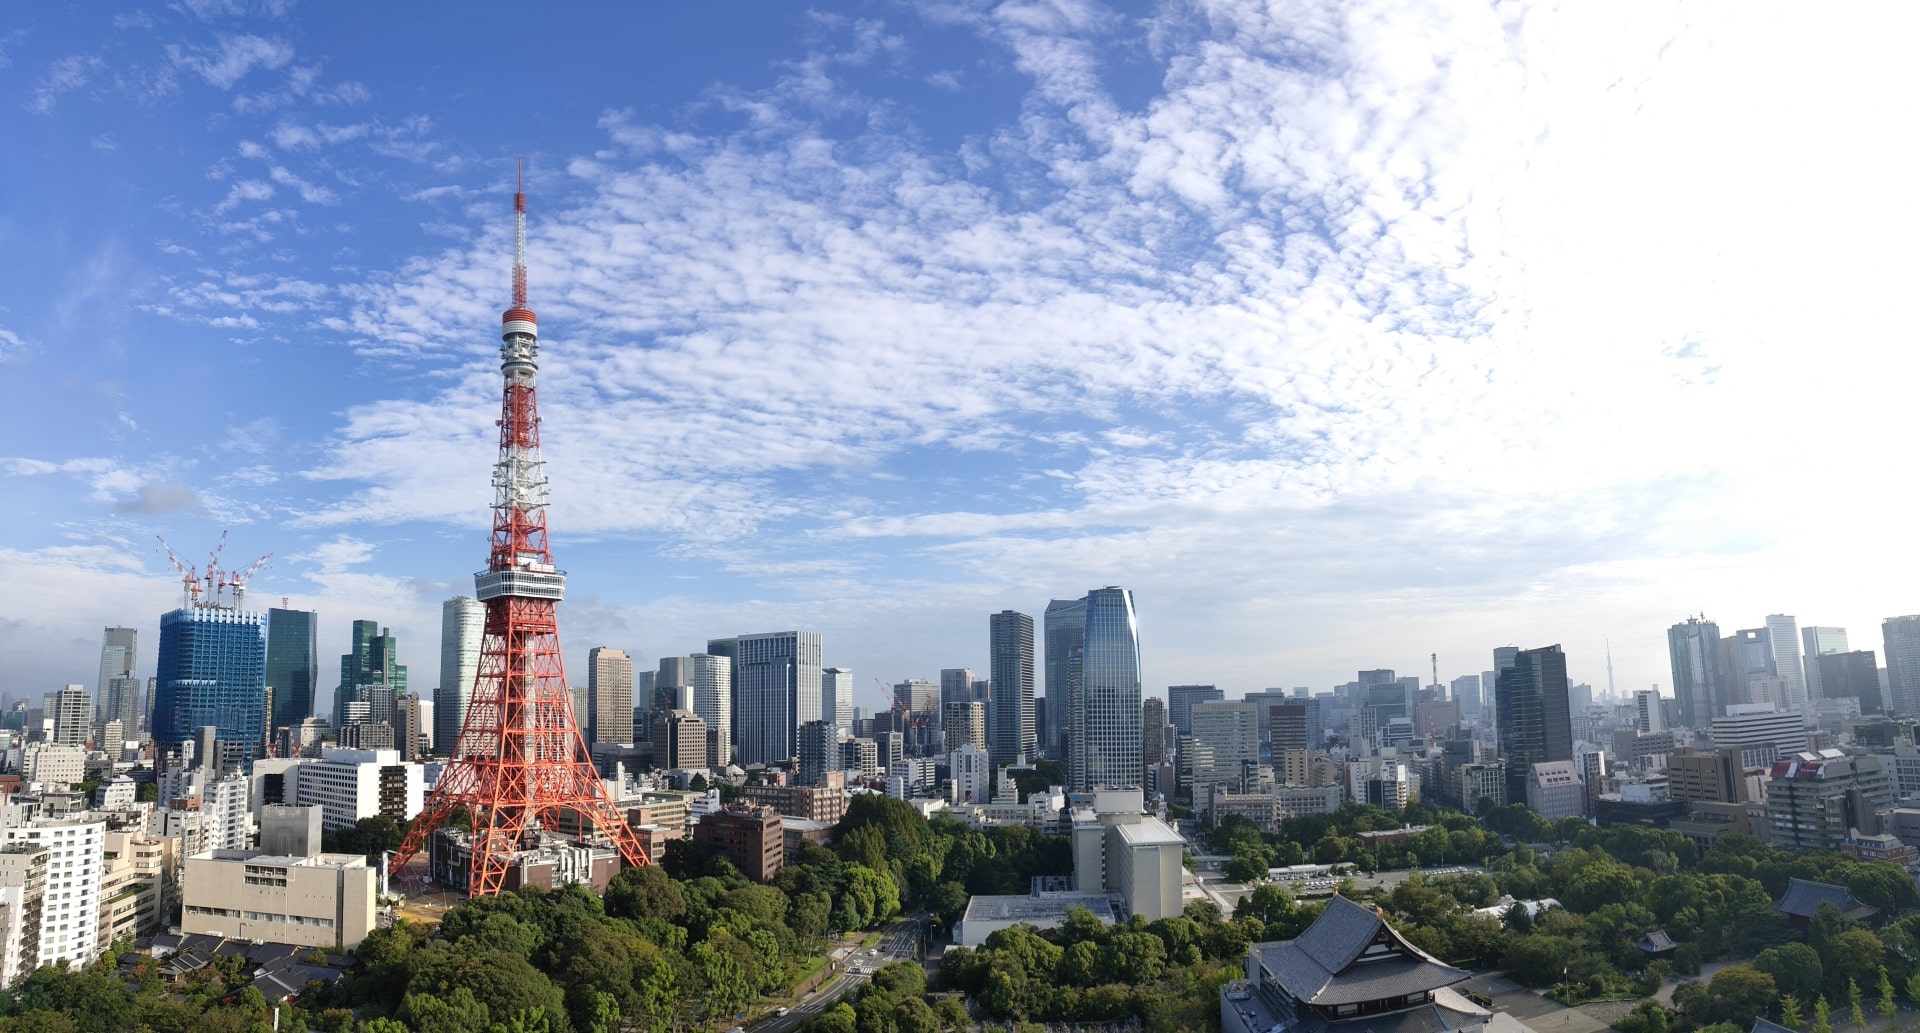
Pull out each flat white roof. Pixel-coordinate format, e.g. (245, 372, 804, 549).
(962, 892, 1116, 924)
(1112, 818, 1184, 847)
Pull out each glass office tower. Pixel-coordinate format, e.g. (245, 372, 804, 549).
(1070, 586, 1141, 793)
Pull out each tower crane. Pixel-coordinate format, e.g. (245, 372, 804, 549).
(226, 552, 273, 610)
(155, 536, 201, 608)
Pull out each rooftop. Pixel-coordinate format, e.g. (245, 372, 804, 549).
(1252, 895, 1470, 1008)
(961, 892, 1116, 925)
(1771, 878, 1878, 921)
(1111, 817, 1185, 847)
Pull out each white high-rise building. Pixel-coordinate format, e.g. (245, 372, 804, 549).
(1802, 626, 1849, 700)
(1635, 689, 1667, 733)
(1188, 700, 1261, 805)
(734, 632, 823, 766)
(690, 654, 734, 766)
(1884, 617, 1920, 718)
(951, 743, 991, 804)
(1764, 614, 1808, 714)
(50, 686, 91, 748)
(293, 748, 425, 831)
(1, 815, 105, 971)
(822, 667, 853, 731)
(436, 596, 484, 757)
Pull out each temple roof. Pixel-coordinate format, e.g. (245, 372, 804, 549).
(1254, 895, 1471, 1007)
(1771, 878, 1877, 921)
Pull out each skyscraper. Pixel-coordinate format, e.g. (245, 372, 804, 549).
(944, 701, 987, 755)
(437, 596, 484, 757)
(264, 607, 318, 733)
(1882, 616, 1920, 717)
(97, 627, 141, 732)
(1817, 650, 1882, 715)
(1167, 684, 1223, 737)
(1495, 644, 1573, 807)
(1668, 617, 1728, 728)
(1043, 597, 1087, 760)
(1069, 587, 1142, 793)
(335, 620, 406, 728)
(154, 606, 267, 770)
(1141, 696, 1168, 767)
(1801, 626, 1849, 700)
(988, 610, 1036, 765)
(1450, 674, 1481, 715)
(1763, 614, 1807, 714)
(690, 653, 733, 765)
(1492, 647, 1519, 673)
(822, 667, 853, 731)
(733, 632, 820, 765)
(588, 647, 635, 745)
(97, 627, 137, 725)
(51, 686, 90, 747)
(940, 668, 975, 716)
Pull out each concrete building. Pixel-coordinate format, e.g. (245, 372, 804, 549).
(693, 806, 784, 883)
(956, 890, 1115, 948)
(182, 849, 377, 948)
(1818, 650, 1884, 715)
(1142, 696, 1169, 767)
(1168, 685, 1224, 737)
(944, 701, 987, 755)
(1525, 761, 1585, 821)
(0, 846, 48, 984)
(1802, 626, 1850, 701)
(1189, 700, 1262, 806)
(1667, 746, 1758, 804)
(689, 653, 734, 767)
(740, 783, 846, 824)
(1636, 689, 1667, 733)
(588, 647, 635, 746)
(1, 816, 104, 970)
(22, 743, 85, 786)
(98, 829, 169, 945)
(1766, 749, 1896, 851)
(940, 668, 976, 714)
(1710, 704, 1806, 768)
(429, 829, 621, 895)
(294, 747, 424, 831)
(655, 709, 711, 771)
(951, 743, 991, 805)
(51, 686, 91, 748)
(259, 804, 324, 857)
(733, 632, 824, 767)
(1275, 784, 1344, 818)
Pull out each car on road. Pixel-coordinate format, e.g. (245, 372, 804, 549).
(775, 1007, 789, 1016)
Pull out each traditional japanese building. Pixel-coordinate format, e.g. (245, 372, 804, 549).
(1224, 895, 1494, 1033)
(1770, 877, 1877, 928)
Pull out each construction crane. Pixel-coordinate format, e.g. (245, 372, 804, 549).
(155, 536, 201, 608)
(225, 552, 273, 610)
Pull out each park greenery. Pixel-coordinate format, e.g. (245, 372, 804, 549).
(9, 786, 1920, 1033)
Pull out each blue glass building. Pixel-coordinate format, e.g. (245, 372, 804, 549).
(1069, 586, 1142, 792)
(265, 607, 318, 732)
(154, 607, 267, 769)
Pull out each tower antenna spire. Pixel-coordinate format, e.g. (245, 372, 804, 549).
(512, 158, 528, 311)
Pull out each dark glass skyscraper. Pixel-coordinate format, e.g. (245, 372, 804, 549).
(1069, 586, 1142, 793)
(1819, 650, 1883, 715)
(335, 619, 407, 728)
(154, 607, 267, 770)
(1495, 643, 1572, 806)
(1667, 617, 1727, 728)
(988, 610, 1036, 765)
(264, 607, 318, 732)
(1043, 598, 1086, 760)
(1167, 684, 1223, 737)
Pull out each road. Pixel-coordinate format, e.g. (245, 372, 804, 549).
(746, 913, 927, 1033)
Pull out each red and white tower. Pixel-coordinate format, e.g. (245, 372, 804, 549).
(390, 165, 650, 894)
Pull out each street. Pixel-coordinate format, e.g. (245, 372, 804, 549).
(747, 913, 927, 1033)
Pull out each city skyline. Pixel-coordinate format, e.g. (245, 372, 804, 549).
(7, 4, 1920, 708)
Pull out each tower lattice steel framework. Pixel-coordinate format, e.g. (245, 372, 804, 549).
(389, 166, 650, 894)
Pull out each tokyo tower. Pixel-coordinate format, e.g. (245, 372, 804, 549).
(389, 165, 650, 894)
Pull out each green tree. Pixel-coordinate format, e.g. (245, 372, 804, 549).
(408, 987, 492, 1033)
(813, 1003, 857, 1033)
(1705, 966, 1777, 1026)
(1826, 930, 1886, 999)
(1847, 978, 1865, 1029)
(1878, 969, 1897, 1019)
(1755, 944, 1824, 1005)
(1814, 995, 1833, 1033)
(604, 864, 686, 923)
(1781, 995, 1804, 1030)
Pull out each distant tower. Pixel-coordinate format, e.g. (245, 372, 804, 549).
(988, 611, 1036, 765)
(391, 170, 650, 892)
(437, 596, 484, 756)
(588, 647, 635, 745)
(1069, 587, 1142, 792)
(98, 627, 140, 731)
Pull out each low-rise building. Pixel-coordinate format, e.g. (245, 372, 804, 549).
(1526, 761, 1586, 821)
(955, 890, 1115, 948)
(693, 806, 784, 883)
(182, 849, 377, 949)
(741, 783, 847, 824)
(98, 829, 170, 945)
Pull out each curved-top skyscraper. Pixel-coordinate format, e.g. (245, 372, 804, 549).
(1068, 586, 1141, 792)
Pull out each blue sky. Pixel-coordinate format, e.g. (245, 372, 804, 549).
(6, 1, 1920, 717)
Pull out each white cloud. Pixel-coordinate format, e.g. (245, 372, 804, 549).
(171, 34, 294, 89)
(212, 178, 274, 214)
(29, 53, 104, 114)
